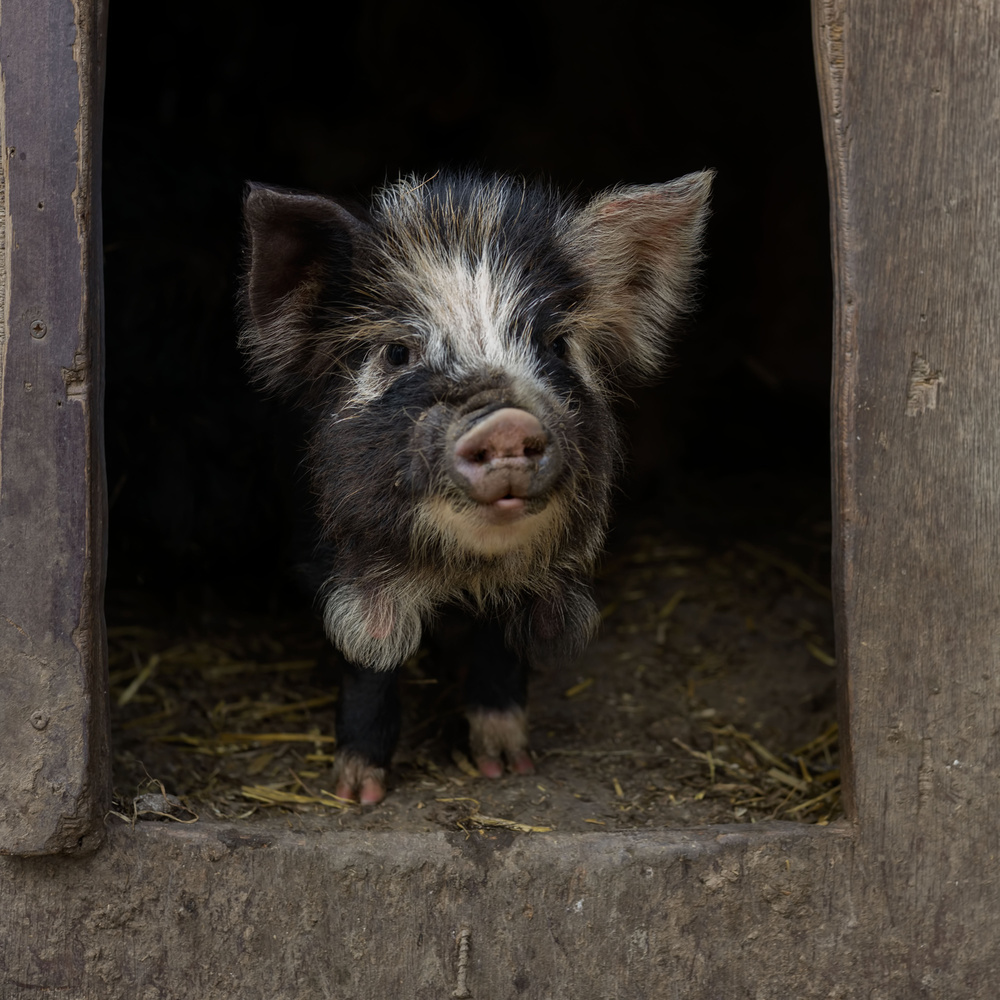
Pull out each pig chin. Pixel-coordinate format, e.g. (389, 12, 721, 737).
(415, 493, 564, 559)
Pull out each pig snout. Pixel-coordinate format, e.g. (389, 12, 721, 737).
(451, 408, 558, 507)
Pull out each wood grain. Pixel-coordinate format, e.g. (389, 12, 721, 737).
(0, 0, 109, 855)
(0, 819, 853, 1000)
(817, 0, 1000, 984)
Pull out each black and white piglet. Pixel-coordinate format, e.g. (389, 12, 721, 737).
(241, 171, 713, 803)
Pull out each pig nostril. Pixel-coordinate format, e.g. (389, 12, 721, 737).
(453, 408, 554, 496)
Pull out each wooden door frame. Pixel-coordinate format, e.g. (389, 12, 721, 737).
(2, 1, 998, 995)
(0, 0, 109, 856)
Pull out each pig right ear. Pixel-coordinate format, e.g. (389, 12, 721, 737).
(564, 170, 714, 384)
(241, 183, 371, 398)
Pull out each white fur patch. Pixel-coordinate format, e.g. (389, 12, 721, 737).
(349, 352, 396, 406)
(397, 253, 545, 390)
(335, 253, 556, 414)
(322, 577, 434, 672)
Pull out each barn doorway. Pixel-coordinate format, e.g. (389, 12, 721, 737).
(102, 1, 836, 831)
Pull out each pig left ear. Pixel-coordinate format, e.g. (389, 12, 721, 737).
(564, 170, 714, 382)
(241, 182, 372, 399)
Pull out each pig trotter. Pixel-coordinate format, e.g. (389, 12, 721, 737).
(467, 706, 535, 777)
(332, 752, 388, 805)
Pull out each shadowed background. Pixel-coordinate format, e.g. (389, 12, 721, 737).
(103, 1, 831, 611)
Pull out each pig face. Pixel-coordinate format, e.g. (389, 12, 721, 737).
(242, 171, 712, 801)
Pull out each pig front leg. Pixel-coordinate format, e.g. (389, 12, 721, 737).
(333, 660, 401, 804)
(463, 618, 536, 778)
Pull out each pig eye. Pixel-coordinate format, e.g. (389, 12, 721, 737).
(550, 336, 568, 359)
(384, 343, 411, 366)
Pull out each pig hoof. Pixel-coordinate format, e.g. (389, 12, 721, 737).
(467, 706, 535, 778)
(332, 752, 387, 805)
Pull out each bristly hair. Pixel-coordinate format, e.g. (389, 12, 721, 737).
(240, 170, 714, 404)
(239, 168, 714, 799)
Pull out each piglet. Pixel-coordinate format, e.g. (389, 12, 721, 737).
(241, 171, 712, 803)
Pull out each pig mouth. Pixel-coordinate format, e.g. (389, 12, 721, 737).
(477, 493, 537, 526)
(492, 495, 528, 512)
(462, 462, 556, 527)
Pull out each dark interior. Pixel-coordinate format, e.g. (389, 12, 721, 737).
(103, 1, 831, 615)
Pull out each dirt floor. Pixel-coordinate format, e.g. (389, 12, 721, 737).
(108, 473, 839, 835)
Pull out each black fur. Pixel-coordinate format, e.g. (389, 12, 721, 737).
(241, 170, 712, 799)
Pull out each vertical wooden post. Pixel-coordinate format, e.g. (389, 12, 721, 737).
(816, 0, 1000, 980)
(0, 0, 109, 854)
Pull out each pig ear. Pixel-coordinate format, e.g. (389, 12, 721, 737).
(565, 170, 714, 382)
(241, 183, 371, 398)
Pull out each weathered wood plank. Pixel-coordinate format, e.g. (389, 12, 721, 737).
(0, 819, 853, 1000)
(0, 0, 109, 854)
(816, 0, 1000, 986)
